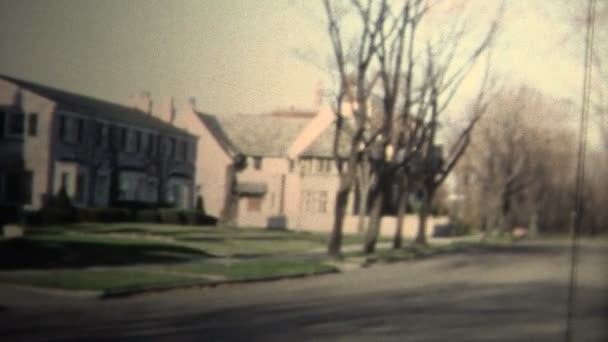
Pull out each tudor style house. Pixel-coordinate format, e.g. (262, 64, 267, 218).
(0, 75, 197, 211)
(172, 103, 315, 228)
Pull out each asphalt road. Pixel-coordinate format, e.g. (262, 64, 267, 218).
(0, 239, 606, 341)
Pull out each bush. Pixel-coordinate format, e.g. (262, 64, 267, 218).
(181, 210, 218, 226)
(158, 209, 185, 224)
(40, 208, 77, 224)
(0, 205, 20, 224)
(135, 209, 160, 223)
(451, 218, 472, 236)
(76, 208, 132, 223)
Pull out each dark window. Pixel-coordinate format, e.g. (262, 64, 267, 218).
(147, 133, 155, 156)
(76, 118, 84, 142)
(120, 127, 128, 151)
(94, 122, 104, 145)
(59, 115, 67, 141)
(108, 125, 116, 148)
(170, 138, 176, 158)
(0, 111, 5, 138)
(289, 160, 295, 173)
(253, 157, 262, 170)
(8, 112, 24, 136)
(61, 172, 69, 191)
(156, 135, 162, 155)
(181, 141, 188, 161)
(6, 171, 32, 204)
(28, 113, 38, 136)
(76, 173, 86, 203)
(135, 131, 142, 153)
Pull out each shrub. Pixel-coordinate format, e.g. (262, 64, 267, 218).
(159, 209, 185, 224)
(76, 208, 132, 223)
(0, 205, 20, 224)
(40, 208, 77, 224)
(181, 210, 218, 226)
(136, 209, 160, 223)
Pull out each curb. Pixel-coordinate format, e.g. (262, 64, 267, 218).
(101, 268, 340, 300)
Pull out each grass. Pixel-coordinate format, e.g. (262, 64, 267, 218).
(151, 259, 336, 280)
(0, 259, 336, 292)
(0, 269, 206, 291)
(0, 223, 341, 292)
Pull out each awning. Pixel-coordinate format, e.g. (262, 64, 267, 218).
(235, 181, 268, 196)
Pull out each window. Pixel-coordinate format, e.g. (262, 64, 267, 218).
(289, 159, 295, 173)
(318, 191, 328, 213)
(120, 127, 128, 151)
(6, 171, 32, 204)
(61, 172, 69, 191)
(170, 138, 176, 158)
(181, 140, 188, 161)
(59, 115, 67, 141)
(8, 112, 24, 136)
(76, 173, 86, 203)
(94, 122, 104, 146)
(303, 190, 328, 213)
(0, 111, 5, 138)
(28, 113, 38, 136)
(135, 130, 142, 153)
(247, 197, 262, 212)
(156, 135, 162, 155)
(253, 157, 262, 170)
(76, 118, 84, 142)
(317, 159, 331, 173)
(147, 134, 155, 156)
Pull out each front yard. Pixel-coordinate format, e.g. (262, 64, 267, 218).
(0, 223, 463, 295)
(0, 223, 354, 293)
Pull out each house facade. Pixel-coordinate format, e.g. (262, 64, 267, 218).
(175, 101, 446, 237)
(0, 75, 197, 211)
(171, 104, 313, 227)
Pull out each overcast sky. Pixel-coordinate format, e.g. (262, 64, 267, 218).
(0, 0, 583, 117)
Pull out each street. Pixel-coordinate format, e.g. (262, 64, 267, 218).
(1, 239, 606, 341)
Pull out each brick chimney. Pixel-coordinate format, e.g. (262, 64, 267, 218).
(127, 91, 152, 115)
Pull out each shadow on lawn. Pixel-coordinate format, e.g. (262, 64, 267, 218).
(0, 238, 214, 270)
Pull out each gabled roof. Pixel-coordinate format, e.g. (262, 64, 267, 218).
(196, 112, 311, 158)
(300, 120, 353, 158)
(0, 74, 194, 138)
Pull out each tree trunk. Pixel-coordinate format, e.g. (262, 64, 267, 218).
(356, 183, 367, 234)
(393, 181, 408, 249)
(328, 176, 352, 258)
(364, 182, 384, 254)
(87, 167, 98, 207)
(415, 189, 430, 245)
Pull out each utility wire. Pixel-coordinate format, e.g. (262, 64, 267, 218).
(565, 0, 596, 341)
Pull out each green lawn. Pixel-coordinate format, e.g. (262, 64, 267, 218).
(150, 259, 336, 280)
(0, 222, 428, 293)
(0, 269, 208, 291)
(0, 223, 341, 292)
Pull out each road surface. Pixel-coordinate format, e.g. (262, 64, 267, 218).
(0, 239, 606, 341)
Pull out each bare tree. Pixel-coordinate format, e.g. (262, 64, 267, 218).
(458, 86, 577, 237)
(323, 0, 500, 253)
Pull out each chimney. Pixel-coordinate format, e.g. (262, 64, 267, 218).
(158, 96, 176, 123)
(188, 97, 197, 111)
(127, 91, 152, 115)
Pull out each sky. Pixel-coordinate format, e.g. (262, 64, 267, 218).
(0, 0, 586, 119)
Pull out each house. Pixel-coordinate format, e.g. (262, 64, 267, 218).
(0, 75, 197, 211)
(172, 102, 314, 227)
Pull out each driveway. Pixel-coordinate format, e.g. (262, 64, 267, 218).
(0, 239, 606, 341)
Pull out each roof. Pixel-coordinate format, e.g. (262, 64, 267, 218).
(197, 112, 311, 158)
(235, 181, 268, 196)
(0, 74, 194, 138)
(300, 120, 353, 158)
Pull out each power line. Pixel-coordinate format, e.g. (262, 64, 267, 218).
(564, 0, 596, 341)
